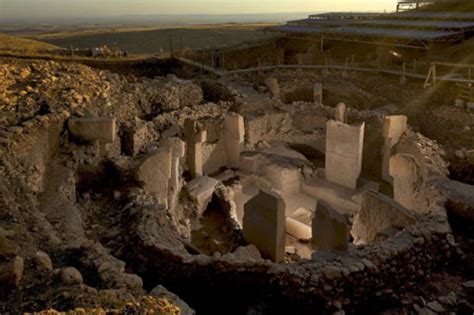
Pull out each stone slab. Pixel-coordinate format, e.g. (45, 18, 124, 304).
(382, 115, 408, 182)
(135, 147, 172, 204)
(312, 201, 349, 251)
(389, 153, 420, 211)
(325, 120, 365, 189)
(68, 117, 116, 143)
(185, 176, 219, 217)
(243, 191, 286, 262)
(351, 190, 417, 244)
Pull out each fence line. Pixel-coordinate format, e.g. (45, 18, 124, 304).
(176, 56, 474, 85)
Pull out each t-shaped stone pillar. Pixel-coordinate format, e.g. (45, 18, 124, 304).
(224, 112, 245, 169)
(184, 119, 207, 178)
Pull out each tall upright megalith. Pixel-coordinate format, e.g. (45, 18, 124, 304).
(224, 112, 245, 168)
(325, 120, 365, 189)
(382, 115, 408, 183)
(134, 147, 172, 206)
(184, 119, 207, 178)
(243, 191, 286, 262)
(389, 153, 420, 211)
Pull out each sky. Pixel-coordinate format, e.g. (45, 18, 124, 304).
(0, 0, 395, 18)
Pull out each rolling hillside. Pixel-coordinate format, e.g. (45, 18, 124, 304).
(0, 33, 59, 52)
(28, 25, 271, 54)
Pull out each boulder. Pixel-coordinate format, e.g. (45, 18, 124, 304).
(466, 149, 474, 166)
(0, 256, 24, 288)
(286, 217, 312, 241)
(0, 229, 17, 257)
(264, 77, 281, 100)
(150, 285, 196, 315)
(232, 245, 262, 261)
(34, 251, 53, 271)
(60, 267, 83, 285)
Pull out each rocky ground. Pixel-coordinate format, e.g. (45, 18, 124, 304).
(0, 56, 472, 315)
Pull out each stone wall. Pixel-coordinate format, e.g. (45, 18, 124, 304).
(125, 194, 456, 313)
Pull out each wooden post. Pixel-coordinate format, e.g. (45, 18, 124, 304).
(400, 62, 407, 86)
(432, 64, 437, 85)
(201, 50, 205, 72)
(423, 66, 433, 89)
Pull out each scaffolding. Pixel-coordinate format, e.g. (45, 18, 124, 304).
(396, 0, 464, 12)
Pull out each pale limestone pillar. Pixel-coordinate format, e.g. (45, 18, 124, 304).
(382, 115, 408, 183)
(224, 112, 245, 169)
(184, 119, 207, 178)
(325, 120, 365, 189)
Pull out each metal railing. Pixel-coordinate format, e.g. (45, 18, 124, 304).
(176, 56, 474, 87)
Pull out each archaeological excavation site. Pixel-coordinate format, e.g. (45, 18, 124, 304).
(1, 1, 474, 314)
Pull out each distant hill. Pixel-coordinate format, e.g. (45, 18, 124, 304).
(0, 33, 59, 52)
(28, 25, 271, 55)
(0, 12, 315, 29)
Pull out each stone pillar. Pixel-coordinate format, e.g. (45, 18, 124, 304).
(335, 102, 346, 123)
(382, 115, 408, 183)
(224, 113, 245, 169)
(161, 137, 186, 210)
(314, 83, 323, 104)
(389, 153, 420, 211)
(243, 191, 286, 262)
(184, 119, 207, 178)
(325, 120, 365, 189)
(134, 147, 172, 206)
(312, 201, 349, 251)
